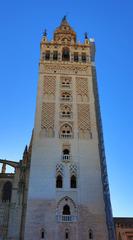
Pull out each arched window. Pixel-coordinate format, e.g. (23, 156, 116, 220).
(41, 228, 45, 239)
(53, 51, 58, 60)
(62, 47, 70, 61)
(45, 51, 50, 60)
(56, 174, 63, 188)
(62, 149, 70, 161)
(70, 175, 77, 188)
(61, 105, 71, 118)
(61, 77, 71, 88)
(65, 229, 69, 239)
(74, 52, 78, 62)
(89, 229, 93, 239)
(63, 149, 70, 155)
(56, 196, 77, 222)
(2, 181, 12, 202)
(63, 204, 71, 215)
(60, 124, 73, 138)
(61, 92, 71, 101)
(82, 52, 86, 62)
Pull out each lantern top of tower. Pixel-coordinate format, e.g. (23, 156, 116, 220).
(53, 16, 76, 44)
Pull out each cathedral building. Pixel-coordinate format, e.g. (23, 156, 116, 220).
(114, 218, 133, 240)
(0, 17, 116, 239)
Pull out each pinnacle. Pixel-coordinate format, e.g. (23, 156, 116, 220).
(61, 15, 70, 26)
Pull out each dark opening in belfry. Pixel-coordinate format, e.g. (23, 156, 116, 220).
(62, 47, 70, 61)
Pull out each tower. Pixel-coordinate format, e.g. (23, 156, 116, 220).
(24, 17, 115, 240)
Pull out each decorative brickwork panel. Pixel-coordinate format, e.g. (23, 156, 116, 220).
(77, 104, 91, 139)
(69, 164, 77, 176)
(41, 103, 55, 137)
(40, 63, 91, 76)
(76, 77, 89, 102)
(56, 163, 64, 176)
(43, 75, 56, 100)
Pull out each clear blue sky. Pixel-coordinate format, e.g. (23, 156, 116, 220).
(0, 0, 133, 217)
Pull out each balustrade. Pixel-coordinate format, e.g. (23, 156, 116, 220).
(56, 215, 77, 222)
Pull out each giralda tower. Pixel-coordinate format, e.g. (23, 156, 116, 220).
(24, 17, 115, 240)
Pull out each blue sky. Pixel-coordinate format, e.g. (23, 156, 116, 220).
(0, 0, 133, 217)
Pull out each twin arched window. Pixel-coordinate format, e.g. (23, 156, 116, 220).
(60, 124, 72, 138)
(61, 92, 71, 101)
(61, 105, 71, 117)
(56, 174, 77, 189)
(61, 78, 71, 87)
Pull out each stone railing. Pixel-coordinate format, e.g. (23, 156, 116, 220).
(61, 84, 71, 89)
(62, 154, 72, 161)
(60, 97, 72, 102)
(59, 133, 73, 139)
(60, 113, 73, 119)
(56, 214, 77, 222)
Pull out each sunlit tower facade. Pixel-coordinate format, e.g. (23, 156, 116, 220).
(24, 17, 115, 240)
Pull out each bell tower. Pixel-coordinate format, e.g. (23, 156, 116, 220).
(24, 17, 115, 240)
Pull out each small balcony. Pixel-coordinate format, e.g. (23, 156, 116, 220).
(60, 133, 73, 139)
(56, 215, 77, 222)
(62, 154, 72, 162)
(60, 112, 73, 119)
(61, 83, 71, 89)
(60, 96, 72, 102)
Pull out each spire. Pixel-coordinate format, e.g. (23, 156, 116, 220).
(84, 32, 89, 45)
(43, 29, 47, 37)
(84, 32, 88, 39)
(42, 29, 47, 42)
(61, 15, 68, 25)
(54, 17, 76, 43)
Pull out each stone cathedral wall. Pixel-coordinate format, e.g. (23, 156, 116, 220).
(24, 199, 108, 240)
